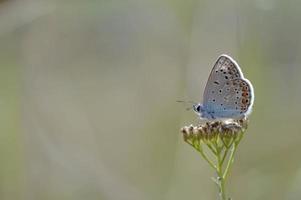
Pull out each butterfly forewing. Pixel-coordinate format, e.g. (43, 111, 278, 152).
(203, 55, 244, 104)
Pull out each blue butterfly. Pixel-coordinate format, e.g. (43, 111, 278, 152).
(193, 54, 254, 119)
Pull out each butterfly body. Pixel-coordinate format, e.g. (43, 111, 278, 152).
(194, 54, 254, 120)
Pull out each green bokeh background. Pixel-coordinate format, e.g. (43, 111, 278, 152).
(1, 0, 301, 199)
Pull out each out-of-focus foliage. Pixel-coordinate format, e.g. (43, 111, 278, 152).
(1, 0, 301, 199)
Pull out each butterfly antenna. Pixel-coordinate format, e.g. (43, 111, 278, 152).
(177, 100, 196, 111)
(176, 100, 196, 104)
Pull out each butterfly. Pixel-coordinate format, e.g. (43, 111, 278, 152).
(193, 54, 254, 119)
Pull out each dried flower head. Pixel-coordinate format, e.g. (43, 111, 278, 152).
(181, 119, 248, 144)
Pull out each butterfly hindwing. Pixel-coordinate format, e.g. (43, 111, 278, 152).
(203, 79, 253, 118)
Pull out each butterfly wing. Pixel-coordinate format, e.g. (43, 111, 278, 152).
(208, 78, 254, 118)
(203, 55, 244, 104)
(201, 55, 254, 119)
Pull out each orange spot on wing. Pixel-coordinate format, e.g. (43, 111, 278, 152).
(242, 92, 248, 97)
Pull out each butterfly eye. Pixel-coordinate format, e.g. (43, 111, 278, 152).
(193, 104, 201, 113)
(196, 105, 201, 112)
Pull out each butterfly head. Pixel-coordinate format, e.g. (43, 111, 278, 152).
(193, 103, 203, 115)
(193, 103, 217, 119)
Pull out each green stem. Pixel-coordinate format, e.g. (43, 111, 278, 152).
(219, 176, 226, 200)
(221, 148, 229, 165)
(216, 145, 227, 200)
(223, 132, 244, 180)
(186, 141, 217, 170)
(222, 143, 237, 180)
(206, 143, 217, 155)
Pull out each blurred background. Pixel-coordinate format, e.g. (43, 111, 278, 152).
(1, 0, 301, 199)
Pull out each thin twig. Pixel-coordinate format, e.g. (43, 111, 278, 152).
(223, 132, 244, 180)
(186, 141, 217, 170)
(221, 148, 229, 165)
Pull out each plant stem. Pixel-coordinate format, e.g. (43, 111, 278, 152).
(218, 176, 226, 200)
(216, 144, 227, 200)
(223, 132, 244, 180)
(221, 148, 229, 165)
(186, 141, 217, 170)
